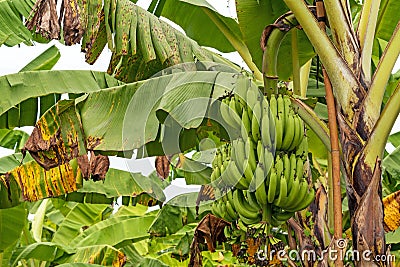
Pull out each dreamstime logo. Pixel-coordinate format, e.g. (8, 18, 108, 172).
(256, 239, 395, 263)
(120, 62, 276, 206)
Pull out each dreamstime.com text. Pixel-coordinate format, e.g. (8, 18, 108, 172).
(256, 245, 395, 263)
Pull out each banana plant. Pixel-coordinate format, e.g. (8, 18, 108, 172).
(0, 0, 400, 266)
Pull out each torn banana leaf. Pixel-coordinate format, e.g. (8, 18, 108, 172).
(0, 70, 122, 129)
(23, 100, 86, 170)
(0, 158, 81, 203)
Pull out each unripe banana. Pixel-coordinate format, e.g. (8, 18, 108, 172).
(229, 97, 242, 127)
(225, 200, 238, 221)
(287, 153, 297, 192)
(281, 177, 300, 210)
(267, 168, 278, 203)
(232, 189, 260, 220)
(247, 190, 262, 210)
(269, 94, 278, 118)
(275, 154, 284, 177)
(253, 163, 268, 206)
(246, 88, 258, 113)
(276, 95, 285, 150)
(295, 156, 304, 180)
(245, 137, 257, 172)
(220, 98, 237, 129)
(283, 154, 291, 179)
(281, 110, 295, 151)
(288, 114, 301, 151)
(261, 111, 272, 149)
(264, 147, 274, 174)
(274, 175, 288, 208)
(273, 209, 295, 221)
(251, 101, 262, 142)
(241, 108, 252, 138)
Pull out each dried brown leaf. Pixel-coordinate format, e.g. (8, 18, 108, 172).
(26, 0, 60, 40)
(155, 156, 170, 180)
(189, 214, 229, 267)
(383, 190, 400, 232)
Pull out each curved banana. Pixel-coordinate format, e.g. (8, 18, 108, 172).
(247, 190, 262, 210)
(261, 110, 272, 148)
(232, 189, 260, 220)
(286, 184, 315, 212)
(263, 147, 274, 174)
(241, 108, 252, 138)
(281, 111, 295, 151)
(225, 200, 238, 221)
(287, 153, 297, 192)
(295, 156, 304, 180)
(276, 95, 285, 150)
(281, 177, 300, 210)
(267, 168, 278, 203)
(245, 137, 257, 172)
(283, 154, 291, 179)
(274, 175, 288, 208)
(288, 114, 301, 151)
(254, 163, 268, 206)
(220, 97, 238, 129)
(273, 209, 295, 221)
(269, 94, 278, 118)
(246, 88, 258, 113)
(251, 101, 262, 142)
(285, 179, 308, 211)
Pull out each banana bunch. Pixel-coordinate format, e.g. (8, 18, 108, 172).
(211, 82, 314, 227)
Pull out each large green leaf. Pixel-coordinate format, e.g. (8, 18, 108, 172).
(61, 245, 126, 266)
(79, 69, 238, 153)
(388, 131, 400, 148)
(70, 215, 155, 247)
(156, 0, 241, 53)
(0, 204, 27, 252)
(52, 203, 111, 245)
(0, 70, 122, 128)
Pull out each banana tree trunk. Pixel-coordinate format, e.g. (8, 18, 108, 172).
(338, 115, 388, 267)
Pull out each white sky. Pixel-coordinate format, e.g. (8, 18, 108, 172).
(0, 0, 399, 190)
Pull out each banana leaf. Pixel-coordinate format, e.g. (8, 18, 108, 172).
(0, 129, 29, 152)
(0, 204, 27, 252)
(154, 0, 241, 53)
(0, 70, 122, 129)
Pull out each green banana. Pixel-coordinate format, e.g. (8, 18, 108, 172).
(283, 154, 291, 179)
(269, 94, 278, 118)
(254, 163, 268, 205)
(251, 101, 262, 142)
(267, 168, 278, 203)
(276, 95, 285, 150)
(275, 154, 284, 177)
(261, 111, 272, 149)
(239, 212, 261, 225)
(295, 156, 304, 180)
(281, 110, 295, 151)
(273, 209, 295, 221)
(247, 190, 262, 210)
(220, 98, 237, 128)
(246, 88, 258, 113)
(287, 153, 297, 192)
(232, 189, 260, 220)
(241, 108, 252, 138)
(245, 137, 257, 172)
(225, 200, 238, 221)
(264, 147, 274, 174)
(286, 182, 315, 212)
(229, 97, 242, 127)
(281, 177, 300, 210)
(274, 175, 288, 208)
(288, 114, 301, 151)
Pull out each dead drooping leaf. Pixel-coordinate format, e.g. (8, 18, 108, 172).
(59, 0, 84, 45)
(309, 185, 331, 249)
(155, 156, 170, 180)
(0, 160, 78, 201)
(246, 237, 261, 263)
(89, 151, 109, 181)
(189, 214, 229, 267)
(195, 185, 215, 217)
(353, 159, 387, 266)
(383, 190, 400, 232)
(23, 101, 86, 170)
(26, 0, 60, 40)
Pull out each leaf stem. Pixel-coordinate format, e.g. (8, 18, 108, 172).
(202, 8, 263, 80)
(300, 59, 312, 98)
(364, 82, 400, 167)
(282, 0, 361, 122)
(291, 28, 301, 96)
(363, 21, 400, 129)
(357, 0, 380, 81)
